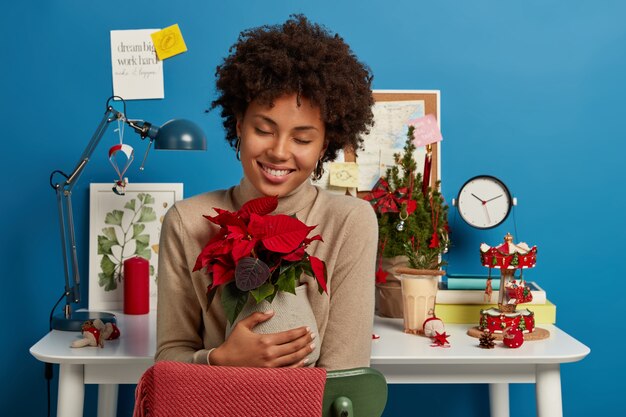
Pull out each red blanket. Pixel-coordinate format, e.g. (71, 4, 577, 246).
(134, 361, 327, 417)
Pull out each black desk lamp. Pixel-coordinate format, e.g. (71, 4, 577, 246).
(50, 96, 206, 331)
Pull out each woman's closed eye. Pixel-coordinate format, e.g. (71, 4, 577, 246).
(293, 137, 312, 145)
(255, 127, 273, 136)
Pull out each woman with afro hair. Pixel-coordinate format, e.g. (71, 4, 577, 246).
(156, 14, 378, 370)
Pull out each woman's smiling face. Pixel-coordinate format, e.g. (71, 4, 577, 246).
(237, 94, 326, 197)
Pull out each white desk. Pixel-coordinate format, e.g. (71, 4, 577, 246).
(30, 312, 589, 417)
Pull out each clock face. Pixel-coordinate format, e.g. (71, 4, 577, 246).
(457, 176, 512, 229)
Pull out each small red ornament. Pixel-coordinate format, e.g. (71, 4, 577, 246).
(503, 326, 524, 348)
(431, 331, 450, 347)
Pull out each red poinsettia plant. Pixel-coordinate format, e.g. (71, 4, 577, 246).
(193, 196, 327, 324)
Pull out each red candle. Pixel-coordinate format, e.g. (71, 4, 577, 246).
(124, 256, 149, 314)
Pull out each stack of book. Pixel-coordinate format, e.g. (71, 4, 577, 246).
(435, 274, 556, 324)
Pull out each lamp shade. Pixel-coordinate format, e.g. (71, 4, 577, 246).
(151, 119, 207, 150)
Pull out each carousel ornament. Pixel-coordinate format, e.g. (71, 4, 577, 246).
(468, 233, 549, 342)
(478, 233, 537, 334)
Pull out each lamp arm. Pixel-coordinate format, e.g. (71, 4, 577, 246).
(65, 107, 124, 192)
(51, 105, 123, 318)
(54, 187, 74, 314)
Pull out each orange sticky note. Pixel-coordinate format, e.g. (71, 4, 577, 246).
(151, 24, 187, 60)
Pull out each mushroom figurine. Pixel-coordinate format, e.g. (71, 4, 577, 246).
(422, 316, 445, 338)
(70, 321, 103, 348)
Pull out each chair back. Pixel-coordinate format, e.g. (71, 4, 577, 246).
(133, 362, 387, 417)
(323, 367, 388, 417)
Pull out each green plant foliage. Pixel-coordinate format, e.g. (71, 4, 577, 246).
(221, 259, 312, 324)
(97, 193, 157, 291)
(377, 126, 449, 269)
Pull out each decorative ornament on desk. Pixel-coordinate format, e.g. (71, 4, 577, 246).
(364, 124, 449, 320)
(478, 329, 496, 349)
(422, 316, 445, 338)
(70, 319, 121, 348)
(503, 326, 524, 348)
(431, 331, 450, 347)
(467, 233, 550, 341)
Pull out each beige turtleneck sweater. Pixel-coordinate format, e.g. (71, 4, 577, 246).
(155, 178, 378, 370)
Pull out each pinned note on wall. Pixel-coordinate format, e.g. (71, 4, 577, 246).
(408, 114, 443, 147)
(329, 162, 360, 188)
(151, 24, 188, 60)
(110, 29, 164, 100)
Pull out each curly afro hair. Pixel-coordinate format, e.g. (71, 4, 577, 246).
(211, 14, 374, 163)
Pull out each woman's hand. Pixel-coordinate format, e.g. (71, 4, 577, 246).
(209, 310, 316, 367)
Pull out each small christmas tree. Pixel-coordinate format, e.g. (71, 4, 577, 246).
(366, 125, 449, 276)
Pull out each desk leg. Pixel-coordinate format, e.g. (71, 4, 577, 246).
(488, 383, 509, 417)
(536, 364, 562, 417)
(58, 364, 84, 417)
(97, 384, 119, 417)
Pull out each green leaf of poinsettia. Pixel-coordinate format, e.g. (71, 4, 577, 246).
(250, 282, 275, 303)
(276, 267, 297, 295)
(222, 282, 249, 325)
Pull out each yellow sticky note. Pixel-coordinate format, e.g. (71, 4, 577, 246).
(329, 162, 359, 188)
(151, 24, 187, 60)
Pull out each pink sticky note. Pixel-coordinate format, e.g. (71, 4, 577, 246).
(407, 114, 442, 147)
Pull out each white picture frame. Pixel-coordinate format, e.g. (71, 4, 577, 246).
(89, 183, 183, 312)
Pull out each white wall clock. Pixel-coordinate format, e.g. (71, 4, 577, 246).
(453, 175, 514, 229)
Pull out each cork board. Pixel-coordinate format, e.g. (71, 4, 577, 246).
(347, 90, 441, 196)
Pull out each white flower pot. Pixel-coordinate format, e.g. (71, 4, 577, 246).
(225, 284, 321, 365)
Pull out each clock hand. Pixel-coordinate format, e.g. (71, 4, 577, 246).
(485, 194, 503, 203)
(483, 204, 492, 224)
(471, 193, 486, 204)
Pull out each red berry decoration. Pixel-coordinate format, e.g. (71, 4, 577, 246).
(503, 326, 524, 348)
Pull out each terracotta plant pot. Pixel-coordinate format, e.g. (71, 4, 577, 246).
(225, 284, 320, 365)
(375, 256, 409, 318)
(397, 268, 445, 335)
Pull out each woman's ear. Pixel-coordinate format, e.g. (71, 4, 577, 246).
(319, 139, 329, 160)
(235, 116, 242, 138)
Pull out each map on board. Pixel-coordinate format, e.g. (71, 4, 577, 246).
(357, 100, 426, 191)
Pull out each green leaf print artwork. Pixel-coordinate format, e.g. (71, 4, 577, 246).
(97, 193, 157, 291)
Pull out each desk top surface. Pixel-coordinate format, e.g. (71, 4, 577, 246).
(30, 312, 590, 366)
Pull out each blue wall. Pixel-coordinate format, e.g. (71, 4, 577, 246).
(2, 1, 623, 416)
